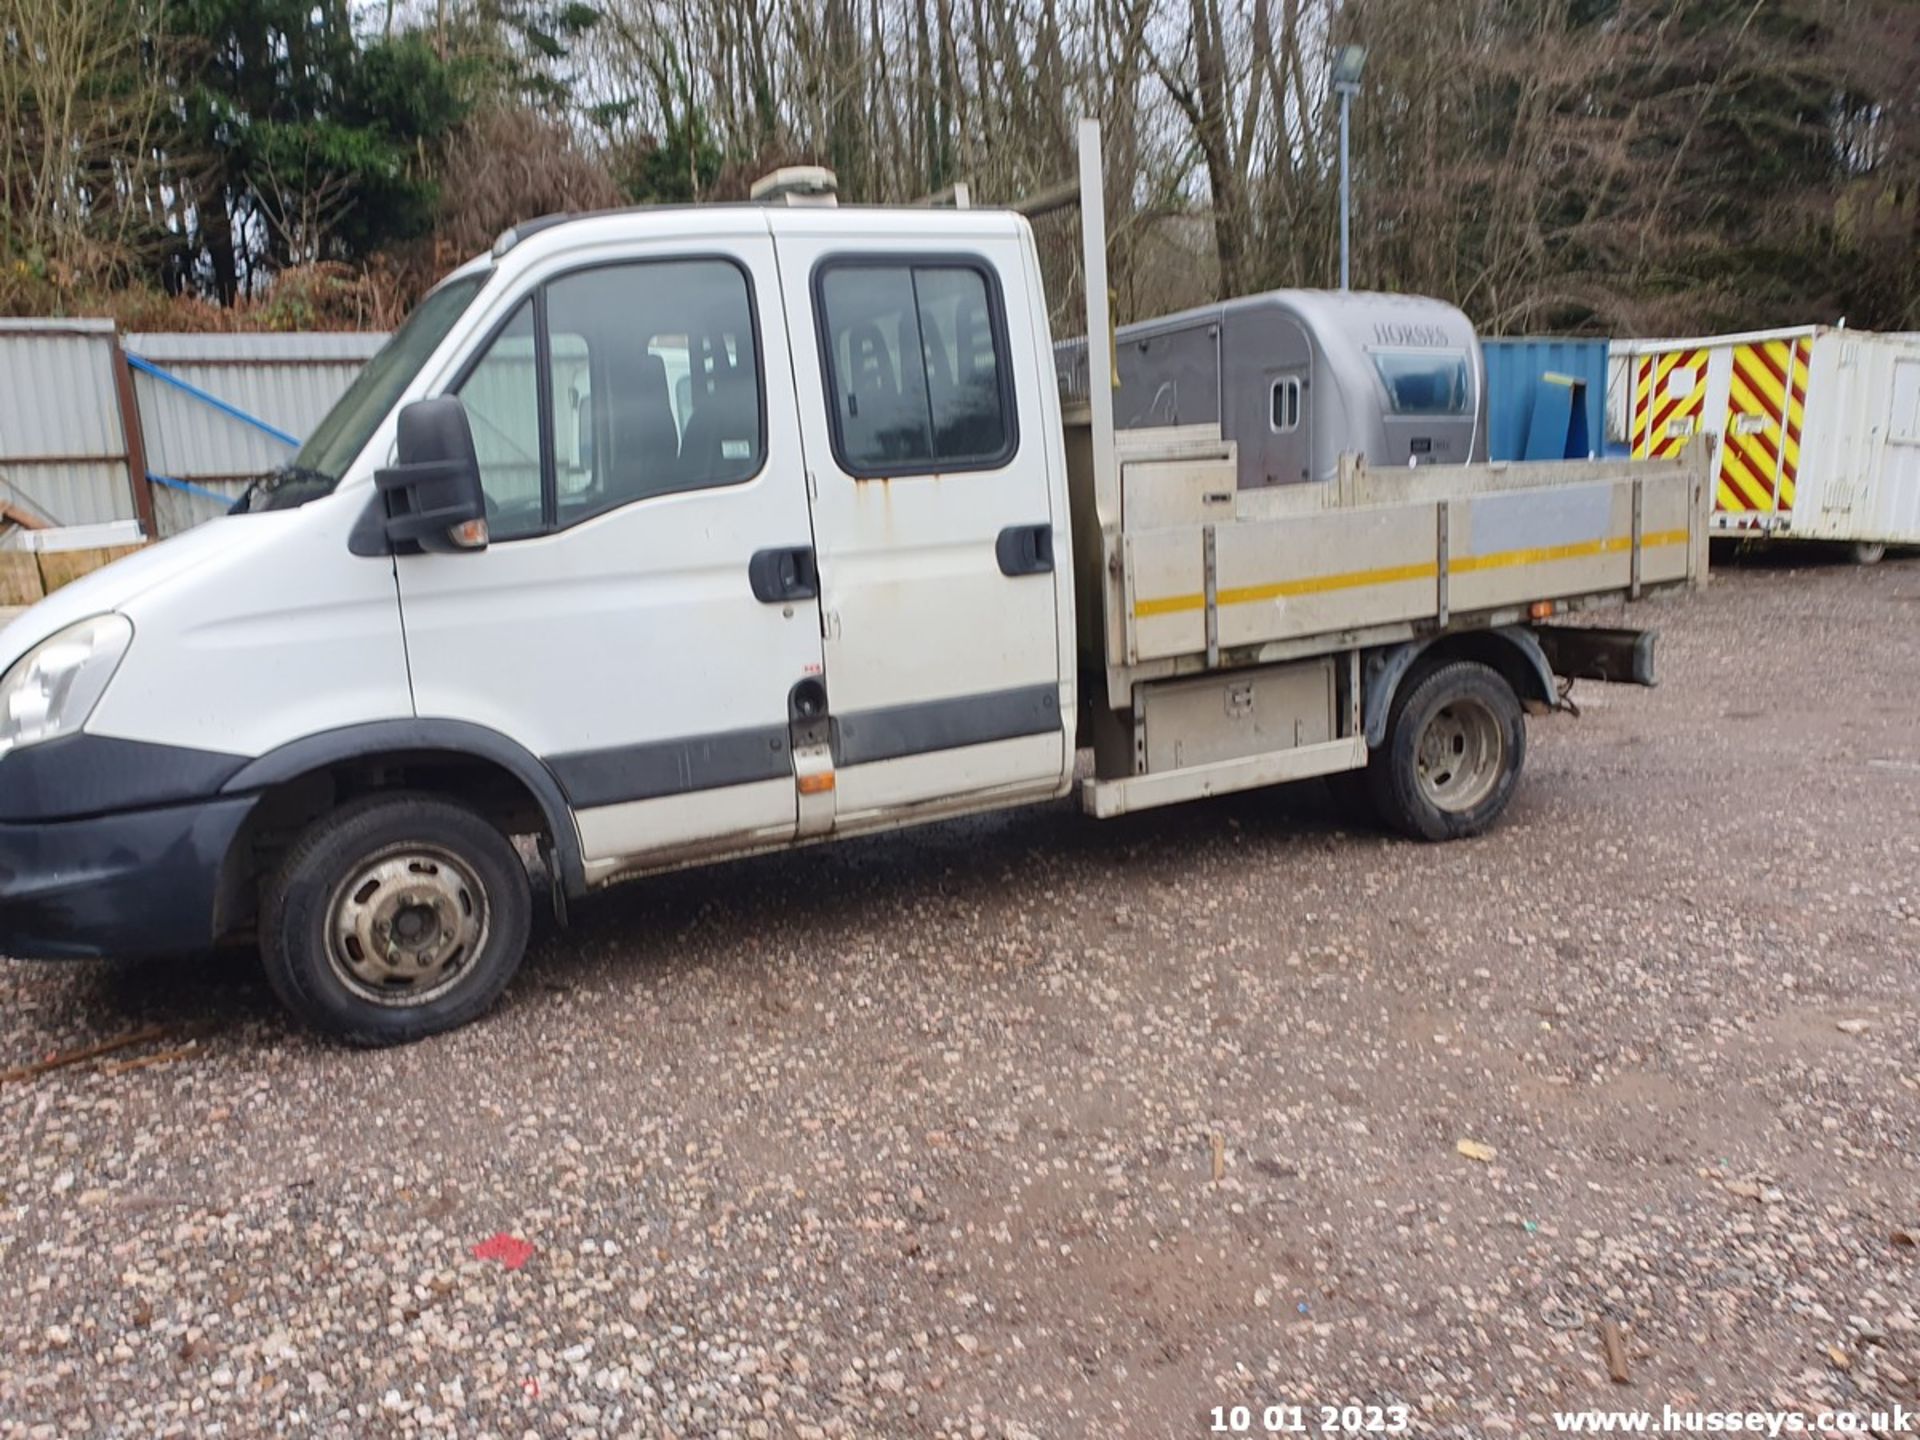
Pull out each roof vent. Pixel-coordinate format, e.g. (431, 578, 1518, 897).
(750, 166, 839, 207)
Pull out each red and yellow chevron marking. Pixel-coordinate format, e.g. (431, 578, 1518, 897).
(1716, 338, 1808, 514)
(1632, 348, 1708, 460)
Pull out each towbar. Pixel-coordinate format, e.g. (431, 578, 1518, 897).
(1529, 625, 1659, 687)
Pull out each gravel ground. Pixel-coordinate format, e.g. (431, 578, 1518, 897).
(3, 555, 1917, 1440)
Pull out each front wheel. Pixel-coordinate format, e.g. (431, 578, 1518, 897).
(260, 794, 532, 1045)
(1367, 660, 1526, 841)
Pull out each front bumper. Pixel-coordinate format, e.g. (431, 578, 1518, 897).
(0, 796, 253, 960)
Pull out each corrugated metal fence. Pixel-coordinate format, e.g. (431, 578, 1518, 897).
(0, 321, 384, 539)
(129, 331, 384, 534)
(0, 320, 151, 532)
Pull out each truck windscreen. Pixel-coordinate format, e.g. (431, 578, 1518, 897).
(246, 272, 489, 513)
(1372, 352, 1472, 416)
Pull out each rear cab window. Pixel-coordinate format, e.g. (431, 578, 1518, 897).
(813, 257, 1018, 476)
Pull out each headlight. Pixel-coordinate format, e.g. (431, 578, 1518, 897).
(0, 614, 133, 759)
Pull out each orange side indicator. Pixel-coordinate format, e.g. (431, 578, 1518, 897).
(797, 771, 836, 795)
(1529, 600, 1555, 620)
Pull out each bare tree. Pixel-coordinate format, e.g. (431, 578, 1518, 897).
(1, 0, 168, 288)
(10, 0, 1914, 333)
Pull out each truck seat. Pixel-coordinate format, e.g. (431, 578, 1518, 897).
(601, 350, 679, 504)
(679, 370, 757, 480)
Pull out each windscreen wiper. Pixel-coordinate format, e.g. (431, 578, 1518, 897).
(229, 464, 334, 515)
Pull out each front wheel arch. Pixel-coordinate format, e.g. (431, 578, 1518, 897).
(211, 722, 583, 945)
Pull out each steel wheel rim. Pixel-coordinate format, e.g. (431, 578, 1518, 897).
(324, 843, 490, 1007)
(1415, 696, 1505, 813)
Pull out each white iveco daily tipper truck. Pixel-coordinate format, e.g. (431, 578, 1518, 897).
(0, 124, 1710, 1044)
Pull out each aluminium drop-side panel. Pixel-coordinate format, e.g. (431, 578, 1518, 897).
(1447, 480, 1634, 612)
(1124, 528, 1207, 662)
(1122, 456, 1238, 530)
(1640, 475, 1699, 586)
(1211, 503, 1440, 647)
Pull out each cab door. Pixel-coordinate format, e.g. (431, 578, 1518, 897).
(771, 225, 1069, 823)
(393, 231, 825, 877)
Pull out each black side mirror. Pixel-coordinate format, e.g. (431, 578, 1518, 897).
(376, 397, 489, 553)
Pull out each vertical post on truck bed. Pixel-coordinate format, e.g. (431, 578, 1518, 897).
(1078, 119, 1119, 530)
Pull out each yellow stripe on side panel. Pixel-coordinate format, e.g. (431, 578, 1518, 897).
(1131, 592, 1206, 618)
(1216, 560, 1439, 608)
(1451, 529, 1690, 574)
(1131, 531, 1692, 617)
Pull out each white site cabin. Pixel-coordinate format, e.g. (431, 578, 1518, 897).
(0, 123, 1710, 1043)
(1617, 325, 1920, 562)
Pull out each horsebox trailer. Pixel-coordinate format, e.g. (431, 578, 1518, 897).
(1056, 290, 1487, 488)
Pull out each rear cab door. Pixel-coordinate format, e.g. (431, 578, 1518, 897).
(770, 211, 1074, 824)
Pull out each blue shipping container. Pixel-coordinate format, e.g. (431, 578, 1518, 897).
(1482, 337, 1611, 462)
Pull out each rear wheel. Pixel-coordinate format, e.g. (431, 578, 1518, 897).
(1367, 660, 1525, 841)
(260, 793, 532, 1045)
(1849, 541, 1887, 566)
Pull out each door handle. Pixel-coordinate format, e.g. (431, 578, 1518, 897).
(995, 523, 1054, 577)
(749, 546, 819, 603)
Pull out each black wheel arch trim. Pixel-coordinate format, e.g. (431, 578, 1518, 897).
(219, 719, 587, 896)
(1362, 627, 1556, 748)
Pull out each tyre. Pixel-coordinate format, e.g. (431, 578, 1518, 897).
(1366, 660, 1526, 841)
(1849, 541, 1887, 566)
(260, 793, 532, 1045)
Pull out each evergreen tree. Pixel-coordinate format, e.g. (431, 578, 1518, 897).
(161, 0, 467, 301)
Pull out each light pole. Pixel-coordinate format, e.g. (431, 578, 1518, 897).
(1332, 44, 1367, 291)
